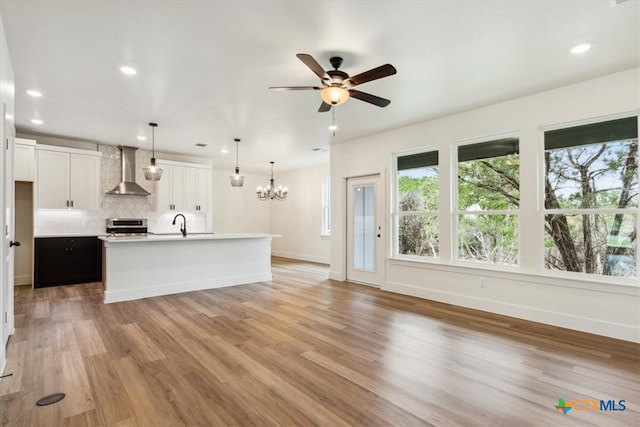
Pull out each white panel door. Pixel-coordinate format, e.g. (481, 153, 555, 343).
(37, 150, 69, 209)
(196, 168, 211, 213)
(2, 105, 16, 347)
(14, 140, 35, 182)
(156, 164, 173, 211)
(183, 167, 198, 212)
(69, 153, 100, 209)
(346, 175, 383, 287)
(170, 166, 184, 212)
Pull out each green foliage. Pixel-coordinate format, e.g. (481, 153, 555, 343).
(395, 137, 637, 276)
(398, 171, 438, 211)
(398, 192, 438, 256)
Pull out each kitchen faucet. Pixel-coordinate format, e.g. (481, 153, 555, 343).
(172, 213, 187, 237)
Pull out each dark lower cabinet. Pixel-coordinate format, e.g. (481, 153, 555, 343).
(34, 236, 102, 288)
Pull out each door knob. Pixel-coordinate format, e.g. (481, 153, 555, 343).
(9, 240, 21, 247)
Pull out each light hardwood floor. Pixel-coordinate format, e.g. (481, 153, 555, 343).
(1, 257, 638, 426)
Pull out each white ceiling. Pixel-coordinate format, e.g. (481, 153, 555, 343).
(1, 1, 638, 173)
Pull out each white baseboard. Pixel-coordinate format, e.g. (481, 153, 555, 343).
(14, 274, 31, 286)
(272, 251, 329, 265)
(328, 270, 342, 281)
(384, 280, 640, 344)
(104, 273, 272, 304)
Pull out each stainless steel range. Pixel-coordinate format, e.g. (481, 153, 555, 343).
(105, 218, 148, 236)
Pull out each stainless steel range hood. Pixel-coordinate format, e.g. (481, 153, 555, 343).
(106, 146, 151, 196)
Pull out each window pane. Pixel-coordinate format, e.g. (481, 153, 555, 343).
(545, 139, 638, 209)
(458, 214, 518, 265)
(545, 213, 637, 277)
(398, 214, 438, 257)
(353, 185, 375, 271)
(398, 167, 438, 212)
(458, 141, 519, 211)
(322, 178, 331, 235)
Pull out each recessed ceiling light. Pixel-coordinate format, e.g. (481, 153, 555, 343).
(31, 118, 43, 125)
(570, 43, 592, 55)
(195, 143, 207, 147)
(26, 89, 42, 97)
(221, 148, 229, 154)
(120, 66, 137, 75)
(137, 135, 147, 141)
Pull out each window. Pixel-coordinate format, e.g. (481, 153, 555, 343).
(321, 177, 331, 236)
(544, 116, 638, 278)
(457, 137, 520, 266)
(393, 149, 439, 258)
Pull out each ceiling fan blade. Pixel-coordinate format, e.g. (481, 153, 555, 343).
(269, 86, 322, 91)
(297, 53, 331, 82)
(318, 102, 332, 113)
(345, 64, 397, 87)
(349, 90, 391, 107)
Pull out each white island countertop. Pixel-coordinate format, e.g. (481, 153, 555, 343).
(101, 232, 279, 303)
(99, 233, 279, 243)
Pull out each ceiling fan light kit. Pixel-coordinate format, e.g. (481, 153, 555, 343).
(257, 161, 288, 201)
(320, 86, 349, 105)
(269, 53, 397, 113)
(143, 122, 163, 181)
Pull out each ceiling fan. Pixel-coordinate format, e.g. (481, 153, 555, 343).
(270, 53, 397, 112)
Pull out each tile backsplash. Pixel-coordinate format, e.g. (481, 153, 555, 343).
(34, 144, 207, 236)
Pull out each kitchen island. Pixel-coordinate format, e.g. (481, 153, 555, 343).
(99, 233, 278, 303)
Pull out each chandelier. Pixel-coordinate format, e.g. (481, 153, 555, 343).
(257, 161, 288, 201)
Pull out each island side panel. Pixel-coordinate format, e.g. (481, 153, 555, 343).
(103, 237, 273, 303)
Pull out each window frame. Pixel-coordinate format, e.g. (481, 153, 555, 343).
(453, 131, 521, 270)
(539, 113, 639, 282)
(391, 145, 440, 261)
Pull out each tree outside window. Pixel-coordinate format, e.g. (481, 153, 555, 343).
(544, 116, 638, 278)
(457, 137, 520, 266)
(394, 150, 438, 258)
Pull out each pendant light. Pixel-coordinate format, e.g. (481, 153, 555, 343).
(229, 138, 245, 187)
(257, 161, 288, 201)
(143, 122, 163, 181)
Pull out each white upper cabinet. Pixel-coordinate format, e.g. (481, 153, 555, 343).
(184, 167, 211, 212)
(156, 160, 211, 213)
(36, 145, 101, 210)
(14, 138, 36, 182)
(156, 163, 184, 212)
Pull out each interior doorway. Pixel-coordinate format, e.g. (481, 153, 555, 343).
(14, 182, 33, 286)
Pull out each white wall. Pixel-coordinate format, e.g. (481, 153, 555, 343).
(270, 165, 330, 264)
(211, 169, 271, 233)
(331, 68, 640, 343)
